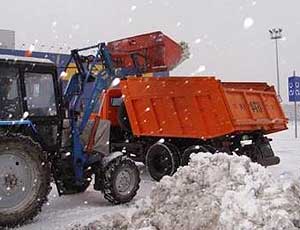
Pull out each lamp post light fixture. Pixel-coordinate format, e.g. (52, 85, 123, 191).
(269, 28, 283, 101)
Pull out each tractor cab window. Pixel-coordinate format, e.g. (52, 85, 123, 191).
(24, 72, 57, 116)
(0, 67, 22, 119)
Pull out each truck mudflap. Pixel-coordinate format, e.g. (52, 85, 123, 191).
(258, 156, 280, 167)
(255, 137, 280, 166)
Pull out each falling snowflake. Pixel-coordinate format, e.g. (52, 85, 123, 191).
(158, 138, 165, 143)
(176, 22, 182, 27)
(52, 21, 57, 27)
(29, 44, 35, 52)
(131, 5, 137, 11)
(128, 18, 133, 23)
(195, 65, 206, 73)
(111, 78, 120, 87)
(22, 111, 29, 119)
(194, 38, 201, 44)
(60, 71, 68, 78)
(243, 17, 254, 30)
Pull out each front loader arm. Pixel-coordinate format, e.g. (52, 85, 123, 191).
(63, 43, 117, 184)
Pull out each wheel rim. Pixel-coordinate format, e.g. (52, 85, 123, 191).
(115, 167, 136, 196)
(0, 152, 38, 212)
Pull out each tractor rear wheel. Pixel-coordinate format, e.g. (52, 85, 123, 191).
(103, 156, 140, 204)
(146, 143, 181, 181)
(0, 134, 51, 228)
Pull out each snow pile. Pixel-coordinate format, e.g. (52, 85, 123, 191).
(73, 153, 300, 230)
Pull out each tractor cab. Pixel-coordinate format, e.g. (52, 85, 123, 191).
(0, 55, 62, 152)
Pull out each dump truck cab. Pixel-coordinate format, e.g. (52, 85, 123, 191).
(0, 55, 63, 153)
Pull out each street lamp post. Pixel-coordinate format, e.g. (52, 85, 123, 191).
(269, 28, 283, 101)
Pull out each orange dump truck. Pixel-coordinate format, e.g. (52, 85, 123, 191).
(90, 76, 287, 181)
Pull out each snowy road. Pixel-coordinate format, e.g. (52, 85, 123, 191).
(16, 125, 300, 230)
(17, 166, 155, 230)
(268, 124, 300, 178)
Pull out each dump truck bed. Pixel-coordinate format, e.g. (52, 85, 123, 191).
(120, 77, 288, 139)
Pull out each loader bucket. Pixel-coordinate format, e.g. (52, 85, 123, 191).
(107, 31, 183, 74)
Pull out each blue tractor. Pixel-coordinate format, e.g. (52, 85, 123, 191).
(0, 42, 142, 227)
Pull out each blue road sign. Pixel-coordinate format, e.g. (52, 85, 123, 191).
(288, 76, 300, 102)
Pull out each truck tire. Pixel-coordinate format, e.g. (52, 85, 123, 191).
(103, 156, 140, 204)
(117, 101, 132, 132)
(146, 143, 181, 181)
(181, 145, 209, 166)
(0, 134, 51, 228)
(244, 136, 280, 167)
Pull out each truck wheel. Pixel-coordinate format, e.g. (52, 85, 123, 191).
(146, 143, 181, 181)
(0, 134, 51, 228)
(117, 101, 132, 132)
(103, 156, 140, 204)
(181, 145, 209, 166)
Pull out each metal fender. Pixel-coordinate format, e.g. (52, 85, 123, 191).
(102, 151, 124, 167)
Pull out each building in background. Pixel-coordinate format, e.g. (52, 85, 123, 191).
(0, 29, 15, 49)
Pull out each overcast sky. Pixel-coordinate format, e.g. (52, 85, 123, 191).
(1, 0, 300, 102)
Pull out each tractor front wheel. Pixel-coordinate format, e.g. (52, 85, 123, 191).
(103, 156, 140, 204)
(0, 134, 51, 228)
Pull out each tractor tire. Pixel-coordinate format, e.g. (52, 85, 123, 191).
(146, 142, 181, 181)
(181, 145, 209, 166)
(117, 101, 132, 133)
(103, 156, 140, 204)
(0, 134, 51, 228)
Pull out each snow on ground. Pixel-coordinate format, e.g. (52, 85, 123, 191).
(74, 153, 300, 229)
(16, 125, 300, 230)
(16, 166, 155, 230)
(267, 124, 300, 178)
